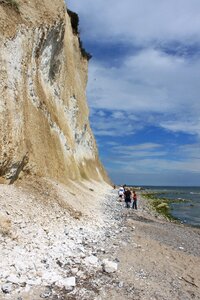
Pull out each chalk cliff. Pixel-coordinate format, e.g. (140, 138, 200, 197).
(0, 0, 110, 184)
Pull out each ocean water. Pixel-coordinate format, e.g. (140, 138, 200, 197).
(144, 186, 200, 227)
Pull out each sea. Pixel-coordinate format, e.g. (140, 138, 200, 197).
(142, 186, 200, 227)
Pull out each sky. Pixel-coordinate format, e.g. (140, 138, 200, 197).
(67, 0, 200, 186)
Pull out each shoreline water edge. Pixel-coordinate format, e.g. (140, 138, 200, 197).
(126, 186, 200, 228)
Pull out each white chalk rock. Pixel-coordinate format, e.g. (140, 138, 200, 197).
(77, 270, 84, 278)
(56, 277, 76, 289)
(42, 272, 62, 285)
(40, 287, 52, 298)
(102, 259, 118, 273)
(77, 246, 85, 253)
(178, 246, 184, 250)
(64, 277, 76, 288)
(84, 255, 98, 266)
(6, 274, 20, 284)
(26, 278, 42, 285)
(1, 283, 12, 294)
(71, 268, 79, 275)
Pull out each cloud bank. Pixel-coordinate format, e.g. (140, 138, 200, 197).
(67, 0, 200, 185)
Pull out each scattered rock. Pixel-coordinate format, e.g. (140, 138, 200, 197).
(57, 277, 76, 290)
(71, 267, 79, 275)
(178, 246, 184, 250)
(6, 274, 20, 284)
(84, 255, 99, 266)
(40, 286, 52, 298)
(77, 270, 85, 278)
(27, 278, 42, 285)
(102, 259, 118, 273)
(1, 283, 12, 294)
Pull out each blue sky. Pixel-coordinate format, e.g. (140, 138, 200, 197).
(67, 0, 200, 186)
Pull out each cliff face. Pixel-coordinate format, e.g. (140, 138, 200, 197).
(0, 0, 110, 184)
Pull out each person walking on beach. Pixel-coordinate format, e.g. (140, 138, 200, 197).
(118, 186, 124, 200)
(124, 188, 132, 208)
(132, 191, 137, 209)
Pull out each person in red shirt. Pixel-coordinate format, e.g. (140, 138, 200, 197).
(132, 191, 137, 210)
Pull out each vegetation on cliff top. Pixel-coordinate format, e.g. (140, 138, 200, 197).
(0, 0, 19, 12)
(67, 9, 92, 61)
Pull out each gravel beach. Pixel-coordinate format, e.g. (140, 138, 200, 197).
(103, 192, 200, 300)
(0, 181, 200, 300)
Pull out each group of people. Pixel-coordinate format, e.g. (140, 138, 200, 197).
(118, 185, 138, 209)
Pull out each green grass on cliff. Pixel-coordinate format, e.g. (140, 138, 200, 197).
(0, 0, 19, 12)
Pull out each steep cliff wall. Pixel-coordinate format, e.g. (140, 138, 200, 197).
(0, 0, 110, 184)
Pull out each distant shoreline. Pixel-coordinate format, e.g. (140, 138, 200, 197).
(118, 185, 200, 228)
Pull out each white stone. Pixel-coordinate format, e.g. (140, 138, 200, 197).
(178, 246, 184, 250)
(1, 283, 12, 294)
(102, 259, 118, 273)
(40, 287, 52, 298)
(14, 260, 28, 272)
(77, 246, 85, 253)
(84, 255, 98, 266)
(64, 277, 76, 288)
(42, 272, 62, 284)
(77, 270, 84, 278)
(26, 278, 42, 285)
(79, 252, 86, 258)
(6, 274, 20, 284)
(71, 268, 78, 275)
(56, 277, 76, 289)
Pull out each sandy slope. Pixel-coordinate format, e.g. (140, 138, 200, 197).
(0, 183, 200, 300)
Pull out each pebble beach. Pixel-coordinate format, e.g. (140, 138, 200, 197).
(0, 181, 200, 300)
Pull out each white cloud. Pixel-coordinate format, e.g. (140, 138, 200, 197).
(88, 48, 200, 111)
(96, 110, 106, 117)
(106, 142, 200, 174)
(160, 120, 200, 136)
(115, 157, 200, 174)
(91, 111, 143, 136)
(87, 49, 200, 137)
(111, 111, 126, 119)
(67, 0, 200, 45)
(120, 143, 161, 151)
(179, 143, 200, 159)
(67, 1, 200, 138)
(112, 143, 162, 153)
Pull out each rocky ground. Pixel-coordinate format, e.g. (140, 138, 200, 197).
(0, 180, 200, 300)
